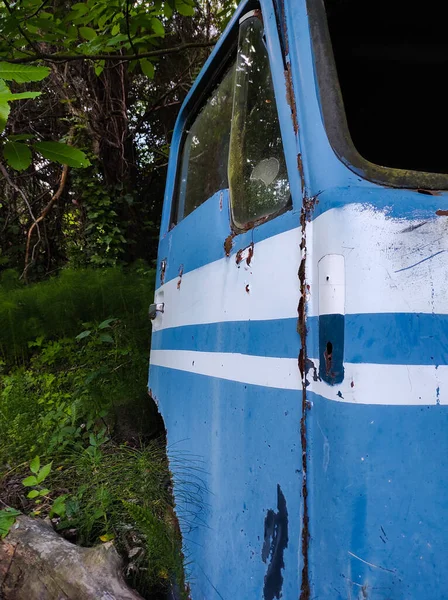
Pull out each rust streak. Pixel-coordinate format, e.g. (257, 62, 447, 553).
(436, 209, 448, 216)
(246, 243, 254, 266)
(224, 234, 235, 257)
(417, 188, 442, 196)
(285, 63, 298, 135)
(177, 265, 184, 290)
(297, 195, 318, 600)
(297, 153, 305, 194)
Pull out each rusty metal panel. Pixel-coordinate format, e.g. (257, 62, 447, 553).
(149, 0, 448, 598)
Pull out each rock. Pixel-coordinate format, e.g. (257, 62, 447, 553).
(0, 515, 143, 600)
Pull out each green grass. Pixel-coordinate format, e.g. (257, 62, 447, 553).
(0, 265, 187, 599)
(0, 263, 155, 365)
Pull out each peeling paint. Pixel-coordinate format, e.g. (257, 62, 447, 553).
(297, 153, 305, 193)
(177, 265, 184, 290)
(236, 242, 254, 266)
(284, 63, 298, 135)
(298, 199, 314, 600)
(160, 259, 167, 286)
(224, 234, 235, 257)
(436, 209, 448, 216)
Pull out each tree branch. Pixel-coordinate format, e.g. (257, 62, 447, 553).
(23, 164, 69, 281)
(125, 0, 138, 58)
(2, 0, 43, 57)
(2, 40, 216, 64)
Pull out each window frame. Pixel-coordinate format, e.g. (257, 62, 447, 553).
(307, 0, 448, 190)
(161, 0, 301, 236)
(166, 4, 250, 230)
(228, 10, 292, 232)
(173, 58, 236, 224)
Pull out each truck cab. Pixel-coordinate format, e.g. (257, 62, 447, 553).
(149, 1, 448, 597)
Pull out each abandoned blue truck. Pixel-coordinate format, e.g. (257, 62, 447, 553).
(148, 0, 448, 598)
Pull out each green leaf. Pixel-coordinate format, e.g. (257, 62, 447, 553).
(111, 23, 120, 36)
(27, 490, 39, 499)
(94, 60, 105, 77)
(67, 25, 78, 39)
(50, 495, 67, 517)
(0, 63, 50, 83)
(3, 142, 32, 171)
(0, 101, 10, 133)
(106, 33, 129, 46)
(39, 488, 50, 496)
(22, 475, 38, 487)
(79, 26, 97, 41)
(140, 58, 155, 79)
(72, 2, 89, 14)
(150, 17, 165, 37)
(163, 3, 173, 18)
(0, 90, 41, 101)
(99, 333, 114, 344)
(30, 456, 40, 474)
(33, 142, 91, 168)
(76, 330, 91, 340)
(0, 508, 21, 538)
(176, 1, 195, 16)
(36, 462, 52, 484)
(98, 318, 116, 329)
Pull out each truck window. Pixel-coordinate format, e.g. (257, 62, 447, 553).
(229, 13, 290, 229)
(175, 64, 235, 222)
(309, 0, 448, 188)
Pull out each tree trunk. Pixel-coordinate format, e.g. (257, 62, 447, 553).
(0, 516, 143, 600)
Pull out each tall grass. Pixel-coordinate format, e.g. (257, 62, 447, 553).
(0, 264, 188, 598)
(0, 264, 155, 365)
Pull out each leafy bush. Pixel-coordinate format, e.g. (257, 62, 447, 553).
(0, 265, 187, 598)
(0, 317, 147, 465)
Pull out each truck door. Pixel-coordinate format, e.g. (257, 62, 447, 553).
(149, 3, 305, 599)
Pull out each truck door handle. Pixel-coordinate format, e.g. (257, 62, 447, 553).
(149, 303, 164, 320)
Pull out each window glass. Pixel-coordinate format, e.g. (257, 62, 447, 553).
(176, 64, 235, 222)
(229, 15, 290, 229)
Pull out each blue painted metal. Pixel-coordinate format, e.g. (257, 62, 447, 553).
(153, 313, 448, 366)
(149, 0, 448, 598)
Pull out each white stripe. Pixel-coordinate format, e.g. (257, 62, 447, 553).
(152, 205, 448, 332)
(307, 358, 446, 405)
(307, 204, 448, 317)
(150, 349, 300, 390)
(150, 350, 448, 405)
(152, 227, 301, 332)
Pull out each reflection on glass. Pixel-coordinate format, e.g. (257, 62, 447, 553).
(229, 15, 290, 228)
(176, 65, 235, 222)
